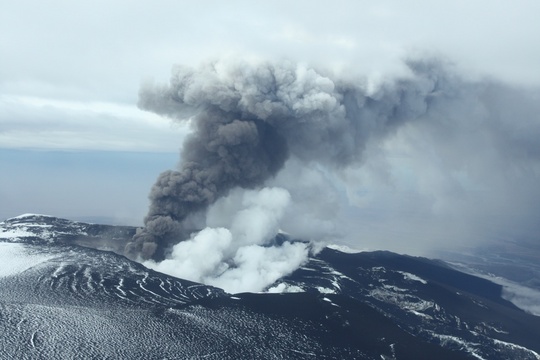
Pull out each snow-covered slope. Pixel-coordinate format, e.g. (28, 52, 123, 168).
(0, 213, 134, 253)
(0, 242, 224, 308)
(1, 214, 539, 359)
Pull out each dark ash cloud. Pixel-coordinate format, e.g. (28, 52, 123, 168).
(125, 59, 450, 260)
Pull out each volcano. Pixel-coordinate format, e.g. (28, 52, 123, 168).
(1, 214, 539, 359)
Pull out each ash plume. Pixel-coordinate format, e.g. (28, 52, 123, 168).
(125, 58, 456, 261)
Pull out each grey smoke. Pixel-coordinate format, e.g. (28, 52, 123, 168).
(125, 57, 540, 260)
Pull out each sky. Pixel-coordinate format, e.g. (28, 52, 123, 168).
(1, 0, 540, 257)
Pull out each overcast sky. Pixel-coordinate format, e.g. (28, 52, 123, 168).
(1, 1, 540, 254)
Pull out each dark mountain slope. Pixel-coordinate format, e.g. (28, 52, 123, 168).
(272, 247, 540, 359)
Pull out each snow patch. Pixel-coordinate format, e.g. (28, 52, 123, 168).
(322, 297, 339, 307)
(317, 286, 336, 294)
(410, 310, 433, 319)
(326, 244, 366, 253)
(397, 271, 427, 284)
(492, 338, 540, 359)
(0, 243, 55, 278)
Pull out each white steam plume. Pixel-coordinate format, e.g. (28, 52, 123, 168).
(143, 187, 309, 293)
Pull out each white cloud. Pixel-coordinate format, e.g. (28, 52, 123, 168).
(0, 95, 189, 152)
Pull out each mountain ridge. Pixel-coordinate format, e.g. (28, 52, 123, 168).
(1, 214, 539, 359)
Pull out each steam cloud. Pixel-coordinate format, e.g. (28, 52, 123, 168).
(143, 186, 309, 293)
(126, 57, 540, 292)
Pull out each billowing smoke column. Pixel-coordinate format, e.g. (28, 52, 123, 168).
(125, 59, 445, 261)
